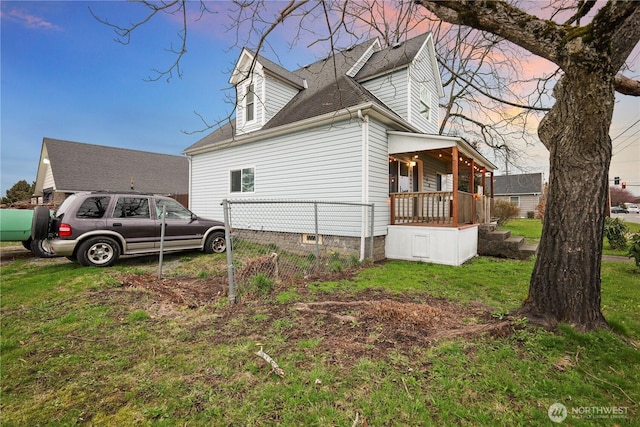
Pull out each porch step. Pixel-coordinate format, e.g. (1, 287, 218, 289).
(478, 225, 537, 260)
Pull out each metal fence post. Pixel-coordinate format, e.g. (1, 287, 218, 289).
(369, 204, 374, 260)
(158, 204, 166, 279)
(314, 202, 320, 269)
(222, 199, 236, 303)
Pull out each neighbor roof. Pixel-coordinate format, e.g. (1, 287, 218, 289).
(185, 33, 434, 153)
(493, 173, 543, 195)
(39, 138, 188, 195)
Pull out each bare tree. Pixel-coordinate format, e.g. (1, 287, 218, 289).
(96, 0, 640, 331)
(420, 0, 640, 331)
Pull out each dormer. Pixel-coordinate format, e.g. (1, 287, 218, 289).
(355, 33, 444, 134)
(230, 49, 306, 135)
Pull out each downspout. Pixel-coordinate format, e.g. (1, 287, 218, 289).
(358, 109, 369, 261)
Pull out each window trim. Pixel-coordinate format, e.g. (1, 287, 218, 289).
(245, 83, 255, 123)
(420, 85, 431, 121)
(229, 166, 255, 194)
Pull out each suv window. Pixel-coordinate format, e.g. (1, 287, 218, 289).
(155, 197, 193, 220)
(76, 196, 111, 219)
(113, 197, 150, 219)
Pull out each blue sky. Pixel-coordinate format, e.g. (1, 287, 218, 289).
(1, 1, 639, 196)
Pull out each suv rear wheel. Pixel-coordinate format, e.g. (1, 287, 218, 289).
(77, 237, 120, 267)
(30, 239, 57, 258)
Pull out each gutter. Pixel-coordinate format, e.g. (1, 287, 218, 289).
(184, 102, 418, 157)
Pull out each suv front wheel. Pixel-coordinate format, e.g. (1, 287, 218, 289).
(77, 236, 120, 267)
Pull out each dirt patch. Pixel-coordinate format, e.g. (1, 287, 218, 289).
(113, 272, 520, 364)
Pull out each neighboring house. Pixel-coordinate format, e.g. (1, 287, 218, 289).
(493, 173, 544, 218)
(34, 138, 189, 207)
(184, 33, 497, 266)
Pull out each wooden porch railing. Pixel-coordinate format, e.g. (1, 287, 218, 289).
(390, 191, 492, 226)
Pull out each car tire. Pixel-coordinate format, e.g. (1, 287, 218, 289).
(22, 239, 32, 251)
(77, 237, 120, 267)
(204, 231, 226, 254)
(30, 239, 57, 258)
(31, 206, 51, 240)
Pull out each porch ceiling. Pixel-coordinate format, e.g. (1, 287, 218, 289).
(388, 131, 497, 171)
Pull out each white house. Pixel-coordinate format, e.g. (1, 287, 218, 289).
(183, 33, 496, 266)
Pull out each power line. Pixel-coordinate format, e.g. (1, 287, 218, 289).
(611, 118, 640, 142)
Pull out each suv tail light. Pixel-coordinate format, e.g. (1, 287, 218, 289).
(58, 223, 72, 237)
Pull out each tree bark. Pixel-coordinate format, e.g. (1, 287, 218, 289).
(418, 0, 640, 331)
(519, 70, 613, 331)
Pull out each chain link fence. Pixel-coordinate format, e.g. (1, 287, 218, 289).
(222, 200, 375, 302)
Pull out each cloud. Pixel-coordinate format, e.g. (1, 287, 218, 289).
(1, 7, 63, 31)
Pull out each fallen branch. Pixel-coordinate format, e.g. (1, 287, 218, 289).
(293, 302, 359, 322)
(256, 347, 285, 377)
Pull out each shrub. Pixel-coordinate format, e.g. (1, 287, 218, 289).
(526, 211, 535, 219)
(604, 217, 628, 250)
(494, 200, 520, 226)
(627, 232, 640, 267)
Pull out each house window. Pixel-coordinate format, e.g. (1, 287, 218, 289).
(509, 196, 520, 206)
(230, 167, 255, 193)
(420, 85, 431, 121)
(245, 83, 255, 122)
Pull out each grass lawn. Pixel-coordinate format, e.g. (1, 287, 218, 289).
(1, 250, 639, 426)
(500, 218, 640, 257)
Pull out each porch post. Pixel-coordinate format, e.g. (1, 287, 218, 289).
(470, 160, 475, 224)
(452, 146, 459, 227)
(390, 195, 395, 225)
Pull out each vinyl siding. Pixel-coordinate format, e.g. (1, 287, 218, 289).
(361, 68, 409, 120)
(190, 120, 364, 230)
(264, 75, 299, 123)
(407, 43, 439, 133)
(367, 120, 392, 236)
(495, 195, 540, 218)
(236, 74, 265, 134)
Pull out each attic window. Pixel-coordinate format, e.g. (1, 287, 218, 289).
(420, 85, 431, 121)
(245, 83, 255, 122)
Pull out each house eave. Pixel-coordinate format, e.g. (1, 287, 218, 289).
(184, 102, 417, 156)
(387, 131, 497, 171)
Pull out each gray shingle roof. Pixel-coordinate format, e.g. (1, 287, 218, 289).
(355, 33, 429, 81)
(185, 33, 432, 153)
(493, 173, 543, 195)
(44, 138, 188, 194)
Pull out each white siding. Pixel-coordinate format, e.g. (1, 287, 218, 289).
(236, 74, 265, 135)
(44, 165, 55, 190)
(361, 68, 409, 120)
(191, 119, 363, 220)
(407, 43, 439, 133)
(367, 120, 392, 236)
(264, 75, 299, 123)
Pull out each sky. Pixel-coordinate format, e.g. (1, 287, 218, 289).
(1, 1, 639, 197)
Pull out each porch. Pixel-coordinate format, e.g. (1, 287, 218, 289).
(384, 132, 497, 265)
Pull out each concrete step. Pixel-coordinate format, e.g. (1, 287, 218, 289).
(483, 229, 511, 241)
(518, 243, 538, 260)
(504, 236, 525, 248)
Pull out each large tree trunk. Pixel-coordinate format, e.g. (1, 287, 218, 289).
(519, 70, 613, 331)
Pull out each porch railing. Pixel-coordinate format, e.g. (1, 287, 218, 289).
(390, 191, 453, 225)
(390, 191, 492, 226)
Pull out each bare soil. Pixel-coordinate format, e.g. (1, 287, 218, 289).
(112, 271, 518, 365)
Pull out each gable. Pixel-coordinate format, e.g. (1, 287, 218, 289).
(35, 138, 188, 196)
(188, 32, 443, 155)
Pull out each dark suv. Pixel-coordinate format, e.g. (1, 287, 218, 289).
(32, 192, 226, 267)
